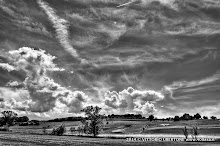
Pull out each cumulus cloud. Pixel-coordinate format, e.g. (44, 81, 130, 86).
(0, 47, 88, 114)
(37, 0, 79, 59)
(104, 87, 164, 115)
(8, 47, 64, 72)
(6, 81, 24, 88)
(59, 91, 88, 113)
(0, 98, 29, 111)
(0, 63, 18, 72)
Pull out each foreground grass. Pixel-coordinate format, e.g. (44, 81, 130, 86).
(2, 119, 219, 146)
(0, 132, 220, 146)
(10, 119, 220, 135)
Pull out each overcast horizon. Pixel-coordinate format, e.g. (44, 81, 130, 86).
(0, 0, 220, 120)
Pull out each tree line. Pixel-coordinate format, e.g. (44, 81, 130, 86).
(146, 113, 218, 121)
(0, 111, 39, 127)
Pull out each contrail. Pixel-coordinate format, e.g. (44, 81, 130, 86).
(116, 1, 135, 8)
(37, 0, 79, 59)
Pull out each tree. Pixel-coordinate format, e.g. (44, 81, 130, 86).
(191, 126, 199, 141)
(51, 124, 66, 136)
(174, 116, 180, 121)
(148, 115, 154, 121)
(16, 116, 29, 123)
(203, 116, 208, 119)
(81, 106, 103, 137)
(194, 113, 201, 120)
(1, 111, 17, 126)
(210, 116, 217, 120)
(182, 126, 189, 140)
(182, 113, 191, 120)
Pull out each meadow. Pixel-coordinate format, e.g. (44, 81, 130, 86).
(0, 119, 220, 145)
(9, 119, 220, 135)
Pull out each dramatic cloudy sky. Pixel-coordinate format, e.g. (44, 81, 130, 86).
(0, 0, 220, 119)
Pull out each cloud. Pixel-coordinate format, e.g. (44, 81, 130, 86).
(0, 63, 18, 72)
(0, 47, 88, 114)
(0, 0, 51, 37)
(6, 81, 24, 88)
(59, 91, 88, 113)
(8, 47, 64, 73)
(134, 101, 157, 114)
(0, 87, 29, 111)
(37, 0, 79, 59)
(104, 87, 164, 115)
(164, 72, 220, 90)
(162, 71, 220, 99)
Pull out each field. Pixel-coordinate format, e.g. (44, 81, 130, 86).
(1, 119, 220, 145)
(9, 119, 220, 135)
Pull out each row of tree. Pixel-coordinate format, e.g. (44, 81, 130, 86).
(46, 114, 145, 123)
(146, 113, 218, 121)
(0, 111, 18, 126)
(173, 113, 217, 121)
(0, 111, 39, 127)
(47, 117, 84, 122)
(107, 114, 144, 119)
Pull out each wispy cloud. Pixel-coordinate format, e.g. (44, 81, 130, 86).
(37, 0, 79, 59)
(163, 72, 220, 99)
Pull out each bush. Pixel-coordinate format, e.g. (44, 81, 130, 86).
(124, 124, 132, 128)
(0, 126, 9, 131)
(70, 127, 75, 134)
(51, 124, 66, 136)
(19, 122, 29, 126)
(42, 126, 47, 135)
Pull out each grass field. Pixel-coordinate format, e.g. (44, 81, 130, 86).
(1, 132, 220, 146)
(9, 119, 220, 135)
(1, 119, 220, 145)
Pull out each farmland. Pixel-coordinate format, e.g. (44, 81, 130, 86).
(1, 132, 220, 146)
(9, 119, 220, 136)
(0, 119, 220, 145)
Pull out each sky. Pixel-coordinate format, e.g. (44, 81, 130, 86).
(0, 0, 220, 120)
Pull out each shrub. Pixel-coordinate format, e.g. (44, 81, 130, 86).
(42, 126, 47, 135)
(51, 124, 66, 136)
(0, 125, 9, 131)
(19, 122, 29, 126)
(77, 126, 83, 136)
(124, 124, 132, 128)
(70, 127, 75, 134)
